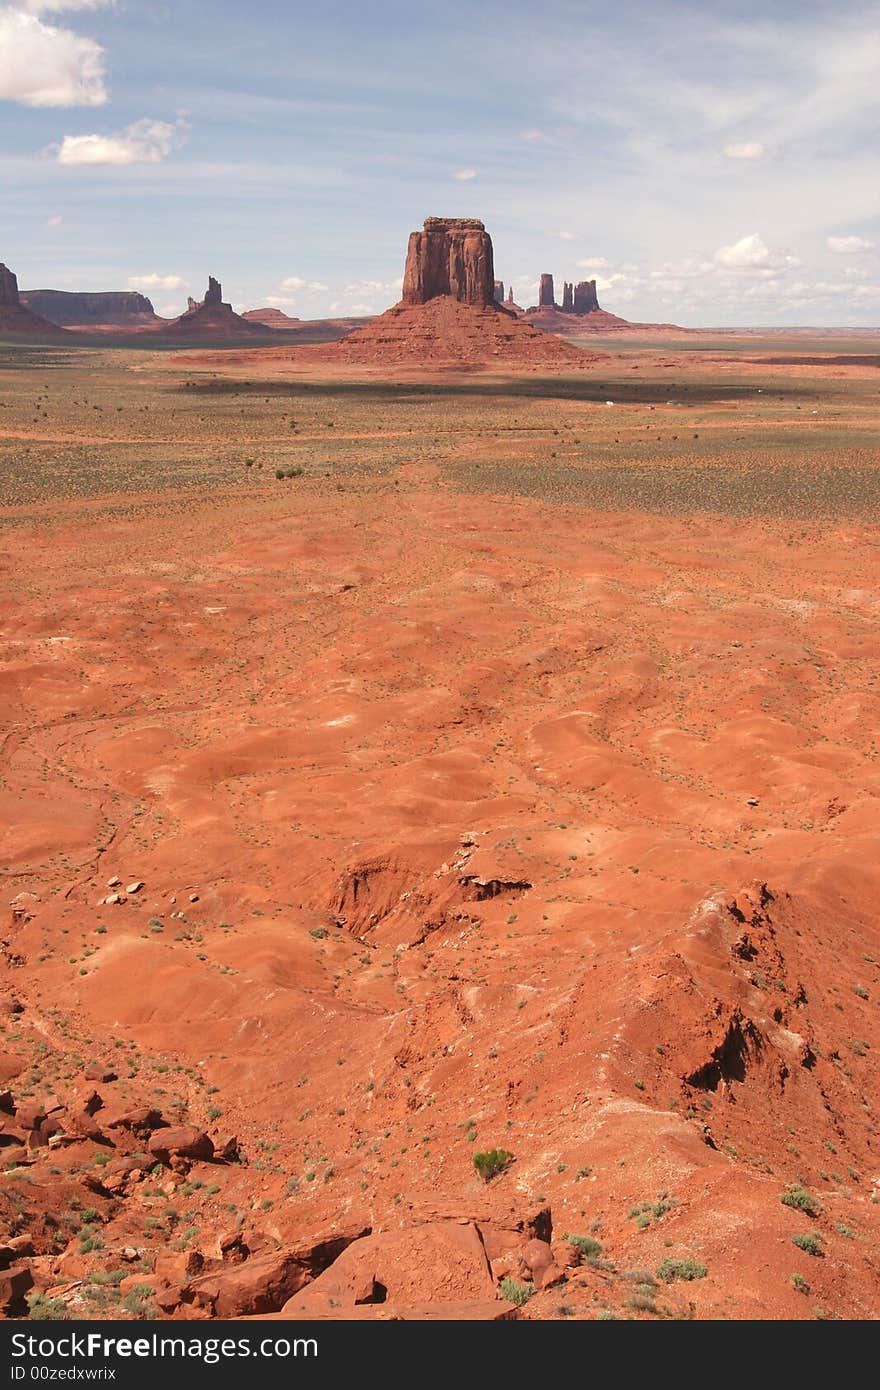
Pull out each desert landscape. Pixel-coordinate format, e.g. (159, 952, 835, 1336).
(1, 206, 879, 1325)
(1, 0, 879, 1340)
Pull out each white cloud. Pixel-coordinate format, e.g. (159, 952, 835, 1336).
(558, 230, 575, 240)
(126, 273, 187, 292)
(521, 129, 544, 141)
(343, 277, 401, 295)
(0, 7, 107, 106)
(452, 167, 476, 180)
(576, 256, 611, 270)
(827, 235, 875, 254)
(56, 117, 183, 165)
(722, 141, 766, 160)
(714, 232, 796, 271)
(20, 2, 113, 11)
(280, 275, 327, 292)
(47, 213, 63, 226)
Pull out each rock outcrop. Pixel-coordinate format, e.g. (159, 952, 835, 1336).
(19, 289, 160, 329)
(162, 276, 273, 340)
(573, 279, 599, 314)
(531, 274, 601, 316)
(241, 307, 303, 329)
(327, 216, 593, 366)
(402, 218, 495, 307)
(504, 285, 524, 315)
(0, 263, 67, 337)
(0, 263, 18, 306)
(493, 280, 504, 303)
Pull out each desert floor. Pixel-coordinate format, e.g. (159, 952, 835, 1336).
(1, 335, 879, 1321)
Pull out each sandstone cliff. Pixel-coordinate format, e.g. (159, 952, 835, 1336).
(330, 217, 592, 366)
(20, 289, 160, 328)
(402, 218, 495, 307)
(163, 277, 273, 340)
(538, 273, 555, 308)
(0, 262, 68, 337)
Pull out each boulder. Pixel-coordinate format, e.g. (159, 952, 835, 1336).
(63, 1110, 107, 1144)
(0, 1263, 33, 1311)
(188, 1250, 308, 1318)
(108, 1106, 164, 1136)
(282, 1221, 495, 1311)
(0, 1053, 25, 1084)
(182, 1222, 370, 1317)
(521, 1237, 558, 1288)
(74, 1088, 103, 1116)
(148, 1126, 214, 1164)
(10, 892, 39, 924)
(14, 1102, 46, 1132)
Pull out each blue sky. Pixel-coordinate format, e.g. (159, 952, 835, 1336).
(1, 0, 878, 324)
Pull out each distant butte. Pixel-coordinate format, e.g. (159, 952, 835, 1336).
(523, 269, 684, 333)
(401, 216, 496, 307)
(20, 288, 160, 329)
(331, 218, 594, 366)
(0, 262, 70, 338)
(161, 276, 274, 339)
(241, 307, 304, 329)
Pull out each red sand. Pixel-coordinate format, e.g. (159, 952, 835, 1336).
(2, 412, 879, 1318)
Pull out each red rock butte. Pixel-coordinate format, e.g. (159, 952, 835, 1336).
(402, 216, 495, 307)
(331, 217, 593, 366)
(161, 275, 273, 339)
(0, 261, 68, 338)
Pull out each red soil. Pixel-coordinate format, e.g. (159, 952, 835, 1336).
(2, 429, 879, 1319)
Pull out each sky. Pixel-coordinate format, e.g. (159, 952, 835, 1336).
(1, 0, 878, 325)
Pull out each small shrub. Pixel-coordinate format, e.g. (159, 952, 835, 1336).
(627, 1291, 658, 1313)
(473, 1149, 513, 1182)
(26, 1293, 68, 1320)
(791, 1272, 810, 1294)
(792, 1233, 824, 1257)
(656, 1257, 707, 1283)
(781, 1184, 821, 1217)
(500, 1276, 535, 1307)
(568, 1234, 602, 1262)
